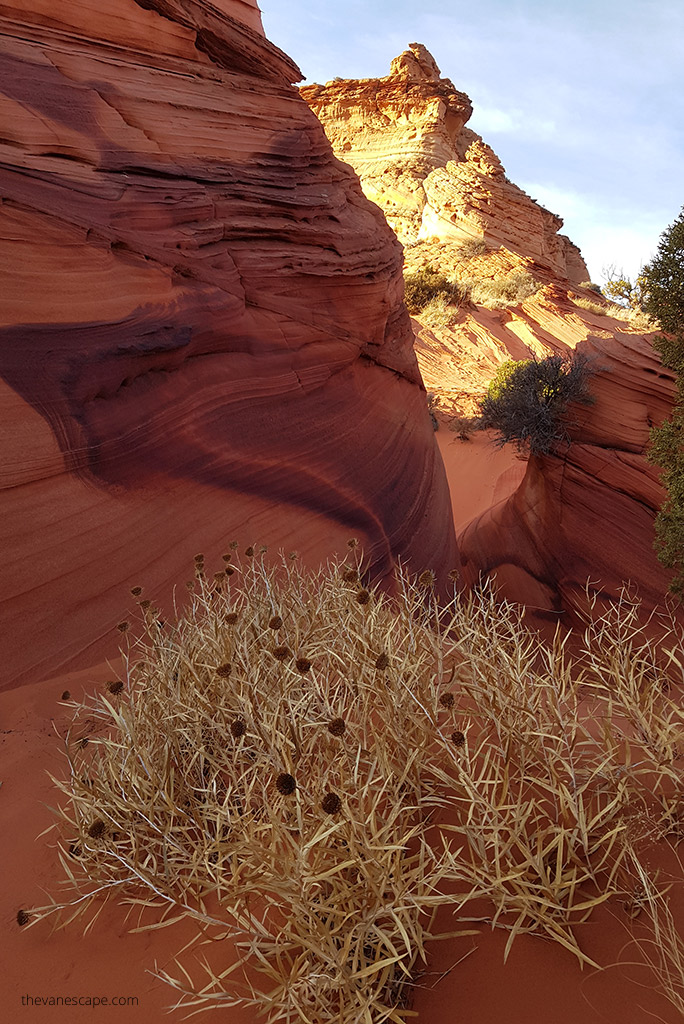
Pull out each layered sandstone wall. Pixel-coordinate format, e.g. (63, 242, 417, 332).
(302, 44, 588, 283)
(0, 2, 457, 687)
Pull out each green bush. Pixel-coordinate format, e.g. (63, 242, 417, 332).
(479, 353, 594, 456)
(601, 264, 649, 309)
(643, 206, 684, 590)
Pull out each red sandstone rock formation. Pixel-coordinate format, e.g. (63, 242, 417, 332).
(303, 44, 675, 612)
(302, 44, 587, 282)
(0, 2, 457, 688)
(458, 314, 677, 619)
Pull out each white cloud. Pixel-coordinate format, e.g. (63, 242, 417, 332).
(472, 106, 557, 142)
(519, 182, 663, 281)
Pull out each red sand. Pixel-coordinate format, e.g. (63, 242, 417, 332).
(436, 428, 527, 532)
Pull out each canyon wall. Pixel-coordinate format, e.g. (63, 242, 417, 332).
(304, 44, 676, 615)
(0, 3, 457, 688)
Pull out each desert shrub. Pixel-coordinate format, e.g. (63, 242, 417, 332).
(468, 269, 542, 309)
(602, 264, 649, 309)
(27, 555, 684, 1020)
(448, 414, 479, 440)
(580, 281, 604, 294)
(29, 559, 684, 1018)
(642, 206, 684, 591)
(420, 293, 463, 329)
(479, 353, 594, 455)
(455, 237, 488, 259)
(403, 266, 468, 314)
(426, 391, 439, 430)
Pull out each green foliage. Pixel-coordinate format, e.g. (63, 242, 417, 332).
(479, 353, 594, 456)
(642, 207, 684, 334)
(485, 359, 531, 400)
(601, 264, 649, 309)
(643, 206, 684, 590)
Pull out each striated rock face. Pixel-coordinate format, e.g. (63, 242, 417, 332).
(302, 44, 587, 282)
(303, 41, 674, 614)
(0, 2, 457, 687)
(456, 306, 677, 620)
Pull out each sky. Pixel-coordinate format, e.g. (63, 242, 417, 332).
(259, 0, 684, 283)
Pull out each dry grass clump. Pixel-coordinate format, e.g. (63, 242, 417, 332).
(419, 293, 462, 329)
(29, 557, 684, 1021)
(572, 294, 610, 316)
(439, 585, 684, 970)
(33, 553, 470, 1022)
(572, 294, 654, 332)
(466, 269, 542, 309)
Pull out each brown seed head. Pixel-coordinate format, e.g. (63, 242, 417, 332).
(321, 792, 342, 815)
(439, 693, 455, 709)
(343, 569, 358, 583)
(356, 589, 370, 605)
(375, 653, 390, 671)
(69, 843, 82, 858)
(117, 621, 129, 633)
(448, 569, 460, 582)
(276, 772, 296, 796)
(215, 663, 232, 678)
(229, 540, 239, 549)
(451, 730, 466, 748)
(222, 554, 232, 563)
(296, 657, 312, 674)
(140, 599, 152, 610)
(194, 554, 204, 564)
(226, 611, 238, 624)
(130, 586, 142, 597)
(273, 645, 291, 662)
(225, 566, 235, 577)
(61, 690, 71, 701)
(16, 909, 30, 927)
(328, 718, 346, 737)
(245, 546, 254, 557)
(230, 718, 246, 738)
(185, 580, 195, 591)
(419, 570, 435, 588)
(87, 819, 107, 839)
(268, 615, 283, 630)
(347, 538, 359, 549)
(214, 571, 225, 581)
(107, 680, 124, 695)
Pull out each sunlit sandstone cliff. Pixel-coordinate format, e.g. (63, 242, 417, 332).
(302, 43, 587, 283)
(303, 45, 676, 616)
(0, 2, 457, 688)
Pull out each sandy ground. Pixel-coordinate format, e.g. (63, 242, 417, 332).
(435, 428, 527, 532)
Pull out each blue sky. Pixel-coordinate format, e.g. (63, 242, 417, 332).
(260, 0, 683, 282)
